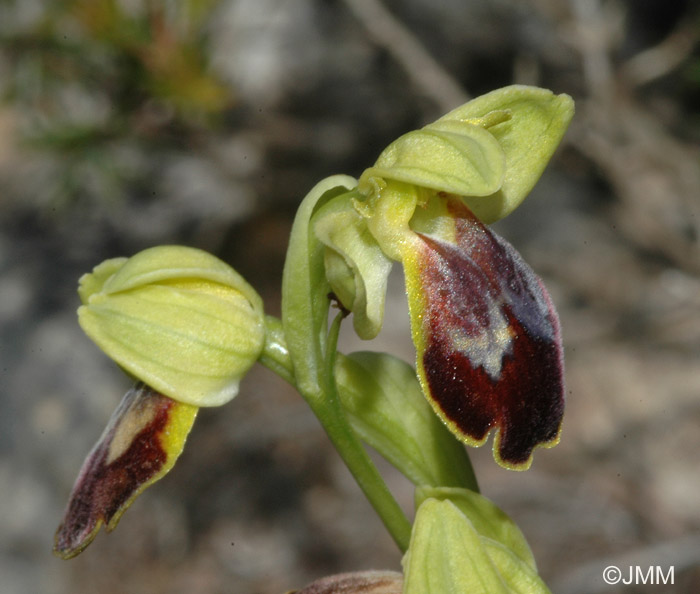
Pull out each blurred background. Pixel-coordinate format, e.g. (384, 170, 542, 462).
(1, 0, 699, 592)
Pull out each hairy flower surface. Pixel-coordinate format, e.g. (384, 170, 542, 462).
(54, 383, 197, 558)
(403, 197, 564, 468)
(56, 246, 265, 557)
(317, 86, 572, 469)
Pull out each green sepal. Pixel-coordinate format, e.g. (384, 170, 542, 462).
(281, 174, 358, 398)
(88, 244, 263, 312)
(436, 85, 574, 223)
(335, 352, 477, 489)
(403, 497, 551, 594)
(78, 258, 126, 305)
(78, 246, 265, 407)
(314, 194, 393, 339)
(414, 486, 536, 569)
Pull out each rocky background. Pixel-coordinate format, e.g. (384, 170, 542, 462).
(1, 0, 699, 592)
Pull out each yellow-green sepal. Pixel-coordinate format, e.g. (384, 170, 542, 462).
(78, 246, 265, 407)
(281, 174, 359, 398)
(415, 486, 536, 569)
(85, 244, 263, 311)
(436, 85, 574, 223)
(403, 496, 551, 594)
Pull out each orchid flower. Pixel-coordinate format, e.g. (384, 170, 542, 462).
(54, 246, 265, 558)
(315, 85, 573, 470)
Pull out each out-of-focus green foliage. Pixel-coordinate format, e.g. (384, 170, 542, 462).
(1, 0, 232, 209)
(6, 0, 230, 129)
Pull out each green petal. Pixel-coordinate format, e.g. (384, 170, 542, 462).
(314, 194, 393, 340)
(361, 120, 505, 198)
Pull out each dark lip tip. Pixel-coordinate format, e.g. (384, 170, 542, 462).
(53, 519, 101, 560)
(52, 545, 78, 560)
(52, 538, 93, 560)
(52, 538, 82, 560)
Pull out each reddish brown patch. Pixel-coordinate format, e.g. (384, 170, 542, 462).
(417, 200, 564, 466)
(54, 383, 173, 558)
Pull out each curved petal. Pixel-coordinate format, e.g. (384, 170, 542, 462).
(362, 120, 505, 198)
(314, 193, 393, 340)
(403, 198, 564, 469)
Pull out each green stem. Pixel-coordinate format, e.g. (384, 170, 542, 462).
(263, 315, 479, 494)
(259, 315, 295, 384)
(261, 315, 412, 552)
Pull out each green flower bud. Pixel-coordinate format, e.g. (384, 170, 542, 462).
(403, 496, 551, 594)
(414, 486, 536, 569)
(78, 245, 265, 407)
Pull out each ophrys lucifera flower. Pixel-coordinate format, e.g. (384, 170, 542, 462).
(315, 85, 573, 469)
(54, 246, 265, 558)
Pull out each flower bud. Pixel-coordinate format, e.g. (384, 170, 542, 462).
(403, 495, 550, 593)
(78, 245, 265, 407)
(414, 486, 536, 569)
